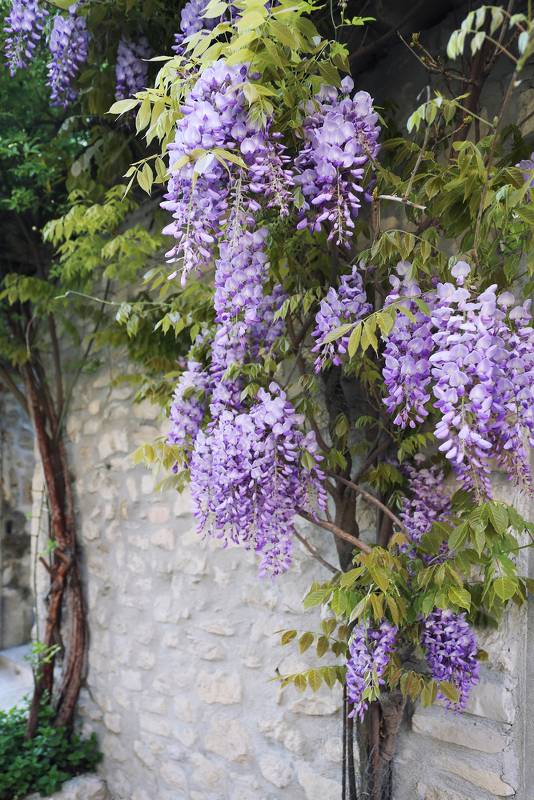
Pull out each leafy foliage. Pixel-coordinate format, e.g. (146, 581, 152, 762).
(0, 702, 101, 799)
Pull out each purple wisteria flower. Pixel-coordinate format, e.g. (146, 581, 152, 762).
(312, 265, 372, 371)
(295, 77, 380, 246)
(431, 267, 534, 496)
(189, 383, 326, 576)
(346, 620, 397, 720)
(421, 608, 479, 710)
(4, 0, 48, 75)
(162, 61, 292, 283)
(172, 0, 219, 54)
(115, 37, 151, 100)
(400, 459, 451, 546)
(167, 359, 210, 453)
(47, 5, 89, 108)
(517, 151, 534, 200)
(382, 262, 434, 429)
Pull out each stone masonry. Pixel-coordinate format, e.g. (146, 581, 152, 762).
(27, 366, 533, 800)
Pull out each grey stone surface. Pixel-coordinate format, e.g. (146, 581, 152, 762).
(27, 775, 108, 800)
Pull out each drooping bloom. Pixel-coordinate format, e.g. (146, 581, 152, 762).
(295, 77, 380, 246)
(421, 608, 479, 710)
(167, 360, 210, 453)
(189, 383, 326, 576)
(4, 0, 48, 75)
(47, 5, 89, 108)
(400, 460, 451, 546)
(312, 265, 372, 371)
(346, 620, 397, 720)
(162, 61, 293, 283)
(517, 151, 534, 200)
(172, 0, 219, 54)
(115, 37, 151, 100)
(430, 265, 534, 496)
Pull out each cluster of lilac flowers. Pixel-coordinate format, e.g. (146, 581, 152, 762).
(190, 384, 326, 576)
(382, 262, 434, 429)
(421, 608, 480, 710)
(383, 261, 534, 496)
(312, 265, 372, 371)
(167, 360, 210, 454)
(295, 77, 380, 246)
(400, 459, 451, 546)
(172, 0, 220, 54)
(115, 37, 151, 100)
(517, 151, 534, 200)
(346, 620, 397, 720)
(47, 5, 89, 107)
(4, 0, 48, 76)
(162, 61, 292, 284)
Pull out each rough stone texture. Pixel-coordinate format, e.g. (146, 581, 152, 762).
(0, 388, 34, 649)
(31, 372, 347, 800)
(27, 775, 109, 800)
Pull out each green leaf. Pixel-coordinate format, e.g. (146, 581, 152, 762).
(299, 632, 314, 653)
(448, 522, 469, 550)
(488, 502, 509, 534)
(347, 323, 362, 357)
(108, 98, 139, 115)
(308, 669, 322, 692)
(281, 630, 297, 645)
(448, 586, 471, 611)
(493, 576, 517, 602)
(316, 636, 329, 658)
(439, 681, 460, 704)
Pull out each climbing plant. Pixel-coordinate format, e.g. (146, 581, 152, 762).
(3, 1, 534, 798)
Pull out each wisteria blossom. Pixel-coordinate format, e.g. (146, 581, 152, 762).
(400, 459, 451, 546)
(382, 262, 434, 429)
(346, 620, 397, 720)
(4, 0, 48, 75)
(162, 61, 292, 283)
(190, 384, 326, 576)
(421, 608, 479, 710)
(167, 360, 210, 453)
(47, 5, 89, 107)
(312, 265, 372, 371)
(115, 37, 151, 100)
(295, 77, 380, 246)
(172, 0, 220, 54)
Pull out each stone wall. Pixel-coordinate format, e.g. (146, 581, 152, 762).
(45, 371, 349, 800)
(32, 367, 532, 800)
(0, 387, 34, 649)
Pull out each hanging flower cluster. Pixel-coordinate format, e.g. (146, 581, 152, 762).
(421, 608, 480, 710)
(47, 5, 89, 108)
(400, 460, 451, 546)
(295, 77, 380, 246)
(163, 64, 335, 574)
(346, 620, 397, 720)
(115, 37, 151, 100)
(382, 263, 434, 429)
(382, 261, 534, 496)
(3, 0, 48, 76)
(312, 265, 372, 371)
(167, 360, 210, 454)
(162, 61, 292, 284)
(190, 384, 326, 576)
(172, 0, 220, 54)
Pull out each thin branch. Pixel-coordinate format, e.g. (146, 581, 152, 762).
(297, 507, 372, 554)
(326, 471, 407, 535)
(378, 195, 426, 211)
(48, 314, 64, 417)
(349, 0, 426, 65)
(293, 530, 339, 574)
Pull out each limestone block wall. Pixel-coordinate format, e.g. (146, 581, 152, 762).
(0, 387, 34, 649)
(51, 371, 348, 800)
(31, 370, 532, 800)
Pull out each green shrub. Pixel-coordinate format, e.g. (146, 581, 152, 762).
(0, 702, 102, 799)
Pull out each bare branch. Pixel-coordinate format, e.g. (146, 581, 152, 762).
(326, 471, 407, 535)
(293, 530, 339, 574)
(297, 507, 372, 554)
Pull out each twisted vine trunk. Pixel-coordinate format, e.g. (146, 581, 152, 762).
(23, 363, 86, 737)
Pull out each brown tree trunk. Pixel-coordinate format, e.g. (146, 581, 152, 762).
(23, 364, 86, 737)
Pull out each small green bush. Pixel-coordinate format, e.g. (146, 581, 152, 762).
(0, 702, 102, 799)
